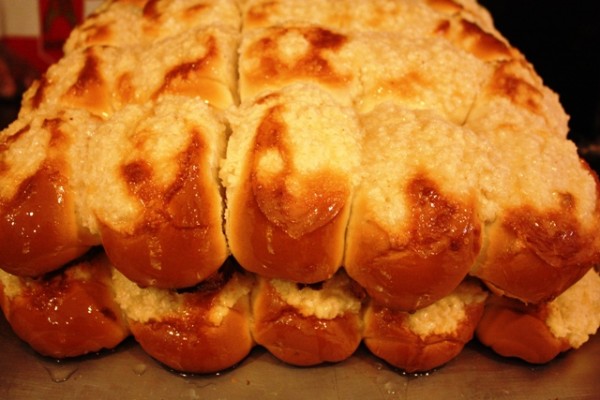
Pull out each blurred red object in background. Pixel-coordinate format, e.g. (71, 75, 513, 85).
(0, 0, 91, 128)
(39, 0, 84, 65)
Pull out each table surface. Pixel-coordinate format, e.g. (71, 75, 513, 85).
(1, 312, 599, 400)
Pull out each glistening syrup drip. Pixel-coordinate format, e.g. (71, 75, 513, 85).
(132, 362, 148, 376)
(42, 360, 79, 383)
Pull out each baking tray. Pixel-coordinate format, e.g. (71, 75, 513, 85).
(1, 312, 598, 400)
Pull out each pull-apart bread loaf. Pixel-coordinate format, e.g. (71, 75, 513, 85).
(1, 0, 599, 375)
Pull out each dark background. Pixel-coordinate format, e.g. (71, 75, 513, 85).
(479, 1, 600, 147)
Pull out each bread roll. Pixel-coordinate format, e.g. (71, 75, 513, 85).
(363, 279, 488, 373)
(351, 33, 491, 122)
(476, 268, 600, 364)
(345, 105, 486, 311)
(112, 260, 254, 374)
(0, 109, 101, 277)
(126, 25, 239, 109)
(242, 0, 497, 40)
(0, 250, 129, 358)
(63, 0, 241, 53)
(21, 0, 240, 117)
(18, 45, 123, 118)
(238, 24, 360, 105)
(251, 270, 365, 366)
(466, 59, 600, 304)
(238, 0, 512, 106)
(87, 95, 229, 289)
(222, 83, 362, 283)
(21, 24, 238, 117)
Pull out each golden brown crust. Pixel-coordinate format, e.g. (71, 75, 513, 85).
(21, 47, 116, 117)
(24, 26, 237, 118)
(125, 268, 255, 374)
(87, 95, 229, 289)
(224, 85, 360, 284)
(227, 141, 350, 283)
(465, 57, 600, 303)
(239, 25, 355, 103)
(0, 164, 92, 277)
(100, 223, 228, 290)
(433, 16, 516, 61)
(472, 160, 600, 303)
(227, 188, 348, 283)
(473, 209, 596, 303)
(363, 281, 486, 373)
(475, 295, 571, 364)
(0, 251, 130, 358)
(345, 105, 486, 312)
(146, 30, 238, 109)
(346, 175, 481, 311)
(97, 135, 228, 289)
(0, 113, 99, 277)
(250, 107, 351, 240)
(250, 274, 364, 366)
(130, 305, 253, 374)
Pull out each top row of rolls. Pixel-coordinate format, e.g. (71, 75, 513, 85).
(1, 0, 598, 312)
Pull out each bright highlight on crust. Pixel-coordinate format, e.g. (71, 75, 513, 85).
(0, 0, 599, 375)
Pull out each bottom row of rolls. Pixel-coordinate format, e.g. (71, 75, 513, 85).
(0, 249, 599, 375)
